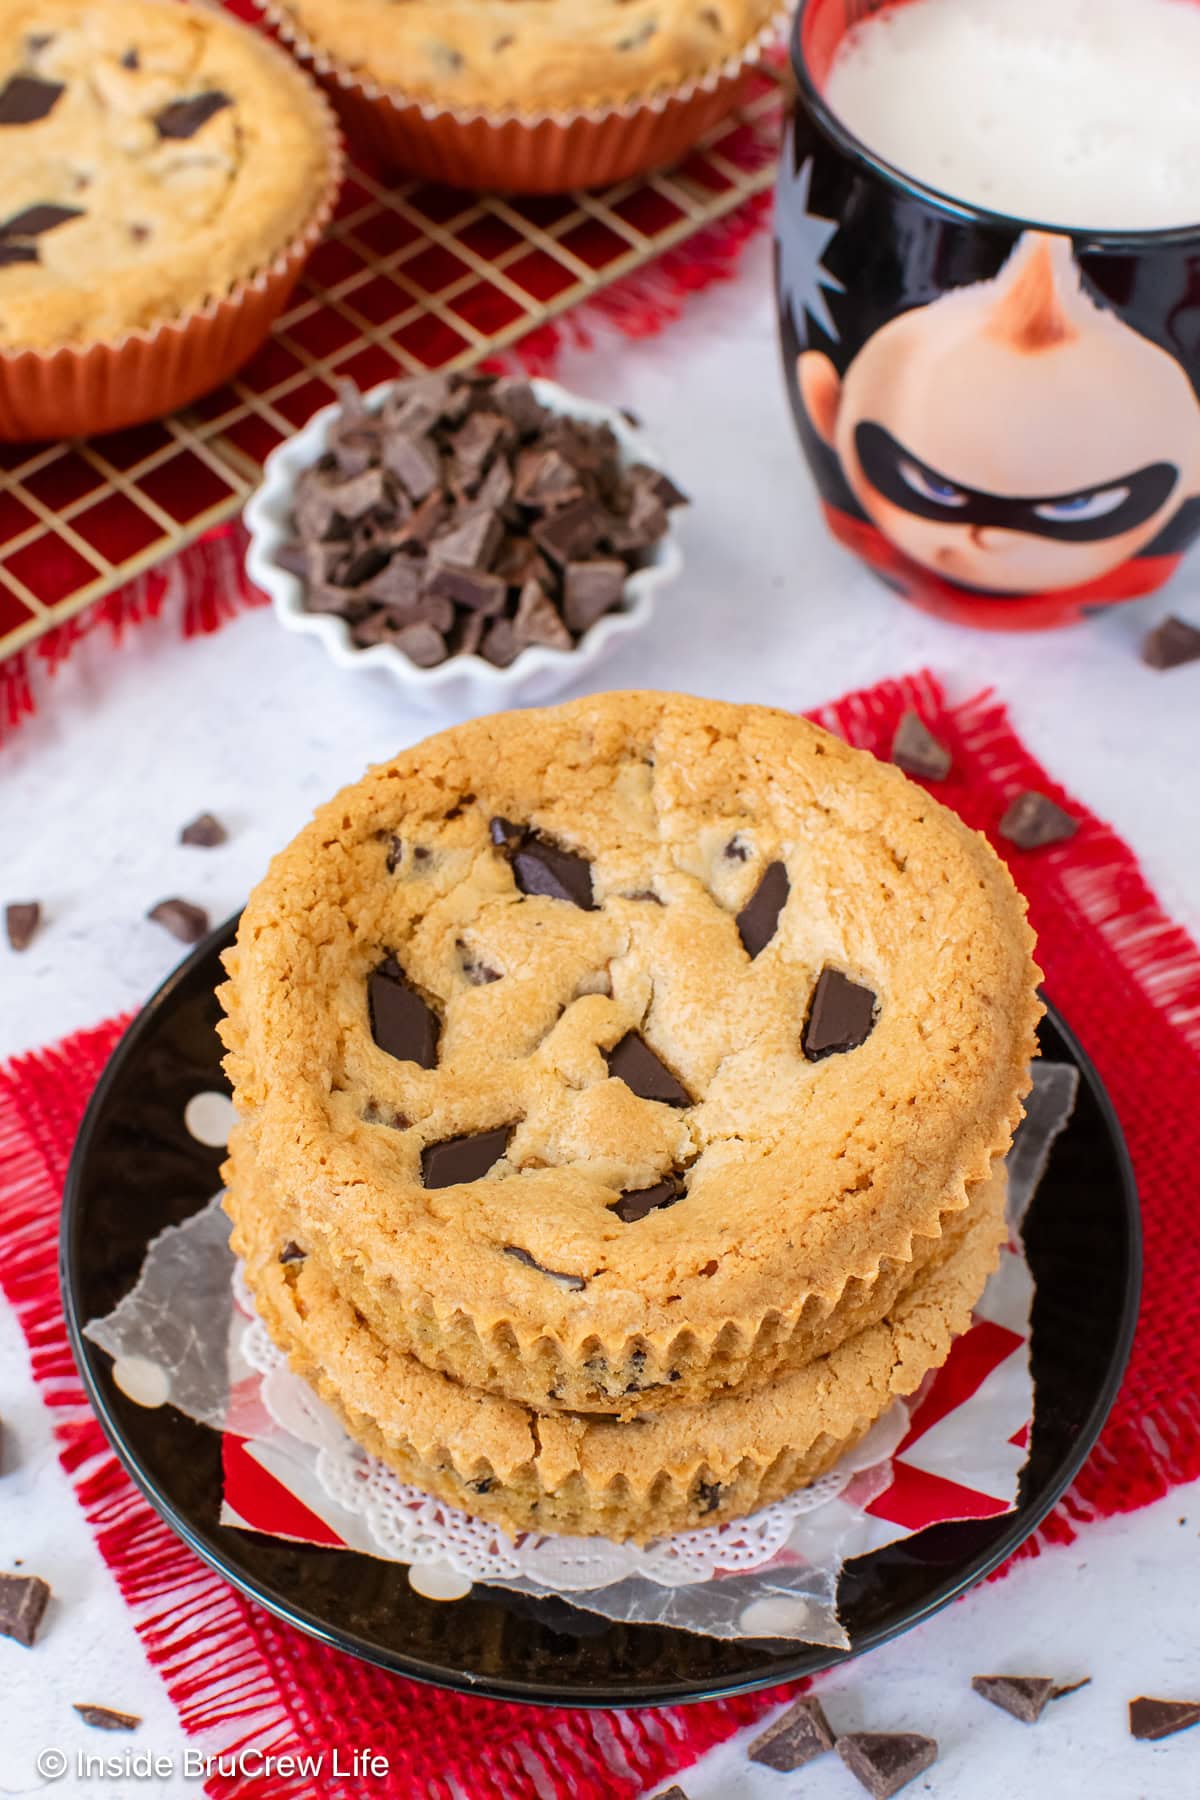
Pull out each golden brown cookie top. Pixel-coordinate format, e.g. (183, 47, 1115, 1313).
(0, 0, 337, 350)
(269, 0, 783, 115)
(220, 692, 1041, 1372)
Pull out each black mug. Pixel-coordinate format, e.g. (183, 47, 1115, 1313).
(776, 0, 1200, 629)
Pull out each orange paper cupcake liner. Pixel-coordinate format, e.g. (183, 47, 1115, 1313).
(260, 1, 788, 194)
(0, 64, 345, 442)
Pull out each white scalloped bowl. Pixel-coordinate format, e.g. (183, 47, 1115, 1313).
(244, 377, 685, 710)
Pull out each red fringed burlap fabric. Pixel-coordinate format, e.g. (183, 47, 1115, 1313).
(3, 671, 1198, 1799)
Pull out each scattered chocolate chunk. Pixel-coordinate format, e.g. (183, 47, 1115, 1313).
(368, 957, 439, 1069)
(457, 939, 502, 984)
(1129, 1696, 1200, 1740)
(0, 243, 38, 266)
(563, 560, 627, 633)
(605, 1032, 690, 1105)
(431, 507, 503, 570)
(278, 1242, 306, 1265)
(736, 860, 789, 958)
(469, 1475, 495, 1494)
(724, 835, 750, 861)
(423, 1125, 512, 1187)
(180, 812, 227, 848)
(504, 1245, 587, 1291)
(1141, 614, 1200, 670)
(491, 819, 595, 908)
(891, 709, 952, 780)
(803, 967, 878, 1060)
(0, 202, 82, 240)
(425, 562, 506, 616)
(611, 1178, 683, 1223)
(120, 47, 140, 70)
(5, 901, 40, 951)
(748, 1696, 837, 1771)
(513, 578, 572, 650)
(280, 373, 685, 670)
(0, 1572, 51, 1647)
(999, 790, 1079, 850)
(148, 898, 209, 944)
(0, 74, 64, 125)
(154, 90, 231, 139)
(836, 1732, 937, 1799)
(73, 1704, 141, 1732)
(695, 1479, 722, 1514)
(482, 618, 520, 667)
(971, 1675, 1089, 1723)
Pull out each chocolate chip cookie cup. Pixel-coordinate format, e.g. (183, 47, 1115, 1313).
(244, 376, 686, 710)
(258, 0, 788, 192)
(0, 1, 344, 440)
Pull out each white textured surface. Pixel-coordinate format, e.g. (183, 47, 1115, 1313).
(2, 239, 1199, 1798)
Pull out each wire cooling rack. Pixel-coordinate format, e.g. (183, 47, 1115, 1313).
(0, 65, 785, 663)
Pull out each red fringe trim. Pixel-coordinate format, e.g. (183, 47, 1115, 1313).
(0, 194, 770, 750)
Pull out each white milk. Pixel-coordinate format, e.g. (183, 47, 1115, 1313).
(823, 0, 1200, 230)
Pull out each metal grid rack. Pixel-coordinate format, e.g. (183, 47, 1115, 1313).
(0, 67, 785, 664)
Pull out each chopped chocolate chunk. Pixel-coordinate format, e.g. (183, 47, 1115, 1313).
(278, 1242, 306, 1265)
(504, 1245, 587, 1290)
(0, 243, 38, 266)
(368, 957, 439, 1068)
(532, 497, 606, 567)
(454, 609, 487, 657)
(426, 562, 507, 616)
(0, 202, 82, 239)
(493, 534, 548, 589)
(748, 1696, 837, 1771)
(891, 709, 952, 780)
(154, 90, 232, 139)
(0, 75, 64, 125)
(836, 1732, 937, 1799)
(385, 432, 441, 501)
(605, 1032, 691, 1105)
(513, 577, 571, 649)
(696, 1479, 722, 1514)
(396, 490, 447, 547)
(147, 898, 209, 944)
(430, 508, 503, 571)
(490, 821, 595, 908)
(475, 618, 516, 665)
(274, 541, 310, 578)
(336, 542, 391, 588)
(326, 467, 386, 519)
(803, 967, 878, 1060)
(563, 559, 626, 633)
(736, 860, 789, 958)
(180, 812, 227, 848)
(611, 1178, 683, 1223)
(457, 940, 502, 984)
(607, 480, 667, 553)
(492, 377, 549, 435)
(513, 446, 584, 510)
(5, 901, 40, 951)
(390, 621, 446, 667)
(630, 463, 689, 510)
(999, 790, 1078, 850)
(452, 410, 509, 479)
(422, 1125, 513, 1187)
(466, 455, 515, 515)
(385, 376, 449, 438)
(972, 1675, 1063, 1723)
(362, 557, 422, 607)
(1141, 614, 1200, 670)
(1129, 1696, 1200, 1740)
(73, 1704, 141, 1732)
(0, 1572, 50, 1647)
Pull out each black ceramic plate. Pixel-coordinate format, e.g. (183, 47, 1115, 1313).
(61, 917, 1140, 1708)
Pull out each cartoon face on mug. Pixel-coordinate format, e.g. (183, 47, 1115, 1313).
(798, 233, 1200, 594)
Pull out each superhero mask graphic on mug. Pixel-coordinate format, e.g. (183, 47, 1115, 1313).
(797, 232, 1200, 595)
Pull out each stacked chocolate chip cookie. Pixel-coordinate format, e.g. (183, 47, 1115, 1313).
(220, 692, 1041, 1543)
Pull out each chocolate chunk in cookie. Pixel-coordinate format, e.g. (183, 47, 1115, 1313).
(736, 860, 789, 958)
(0, 75, 63, 125)
(604, 1033, 690, 1105)
(610, 1178, 684, 1223)
(504, 1245, 587, 1290)
(422, 1125, 513, 1187)
(368, 957, 439, 1068)
(154, 91, 232, 139)
(803, 968, 878, 1061)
